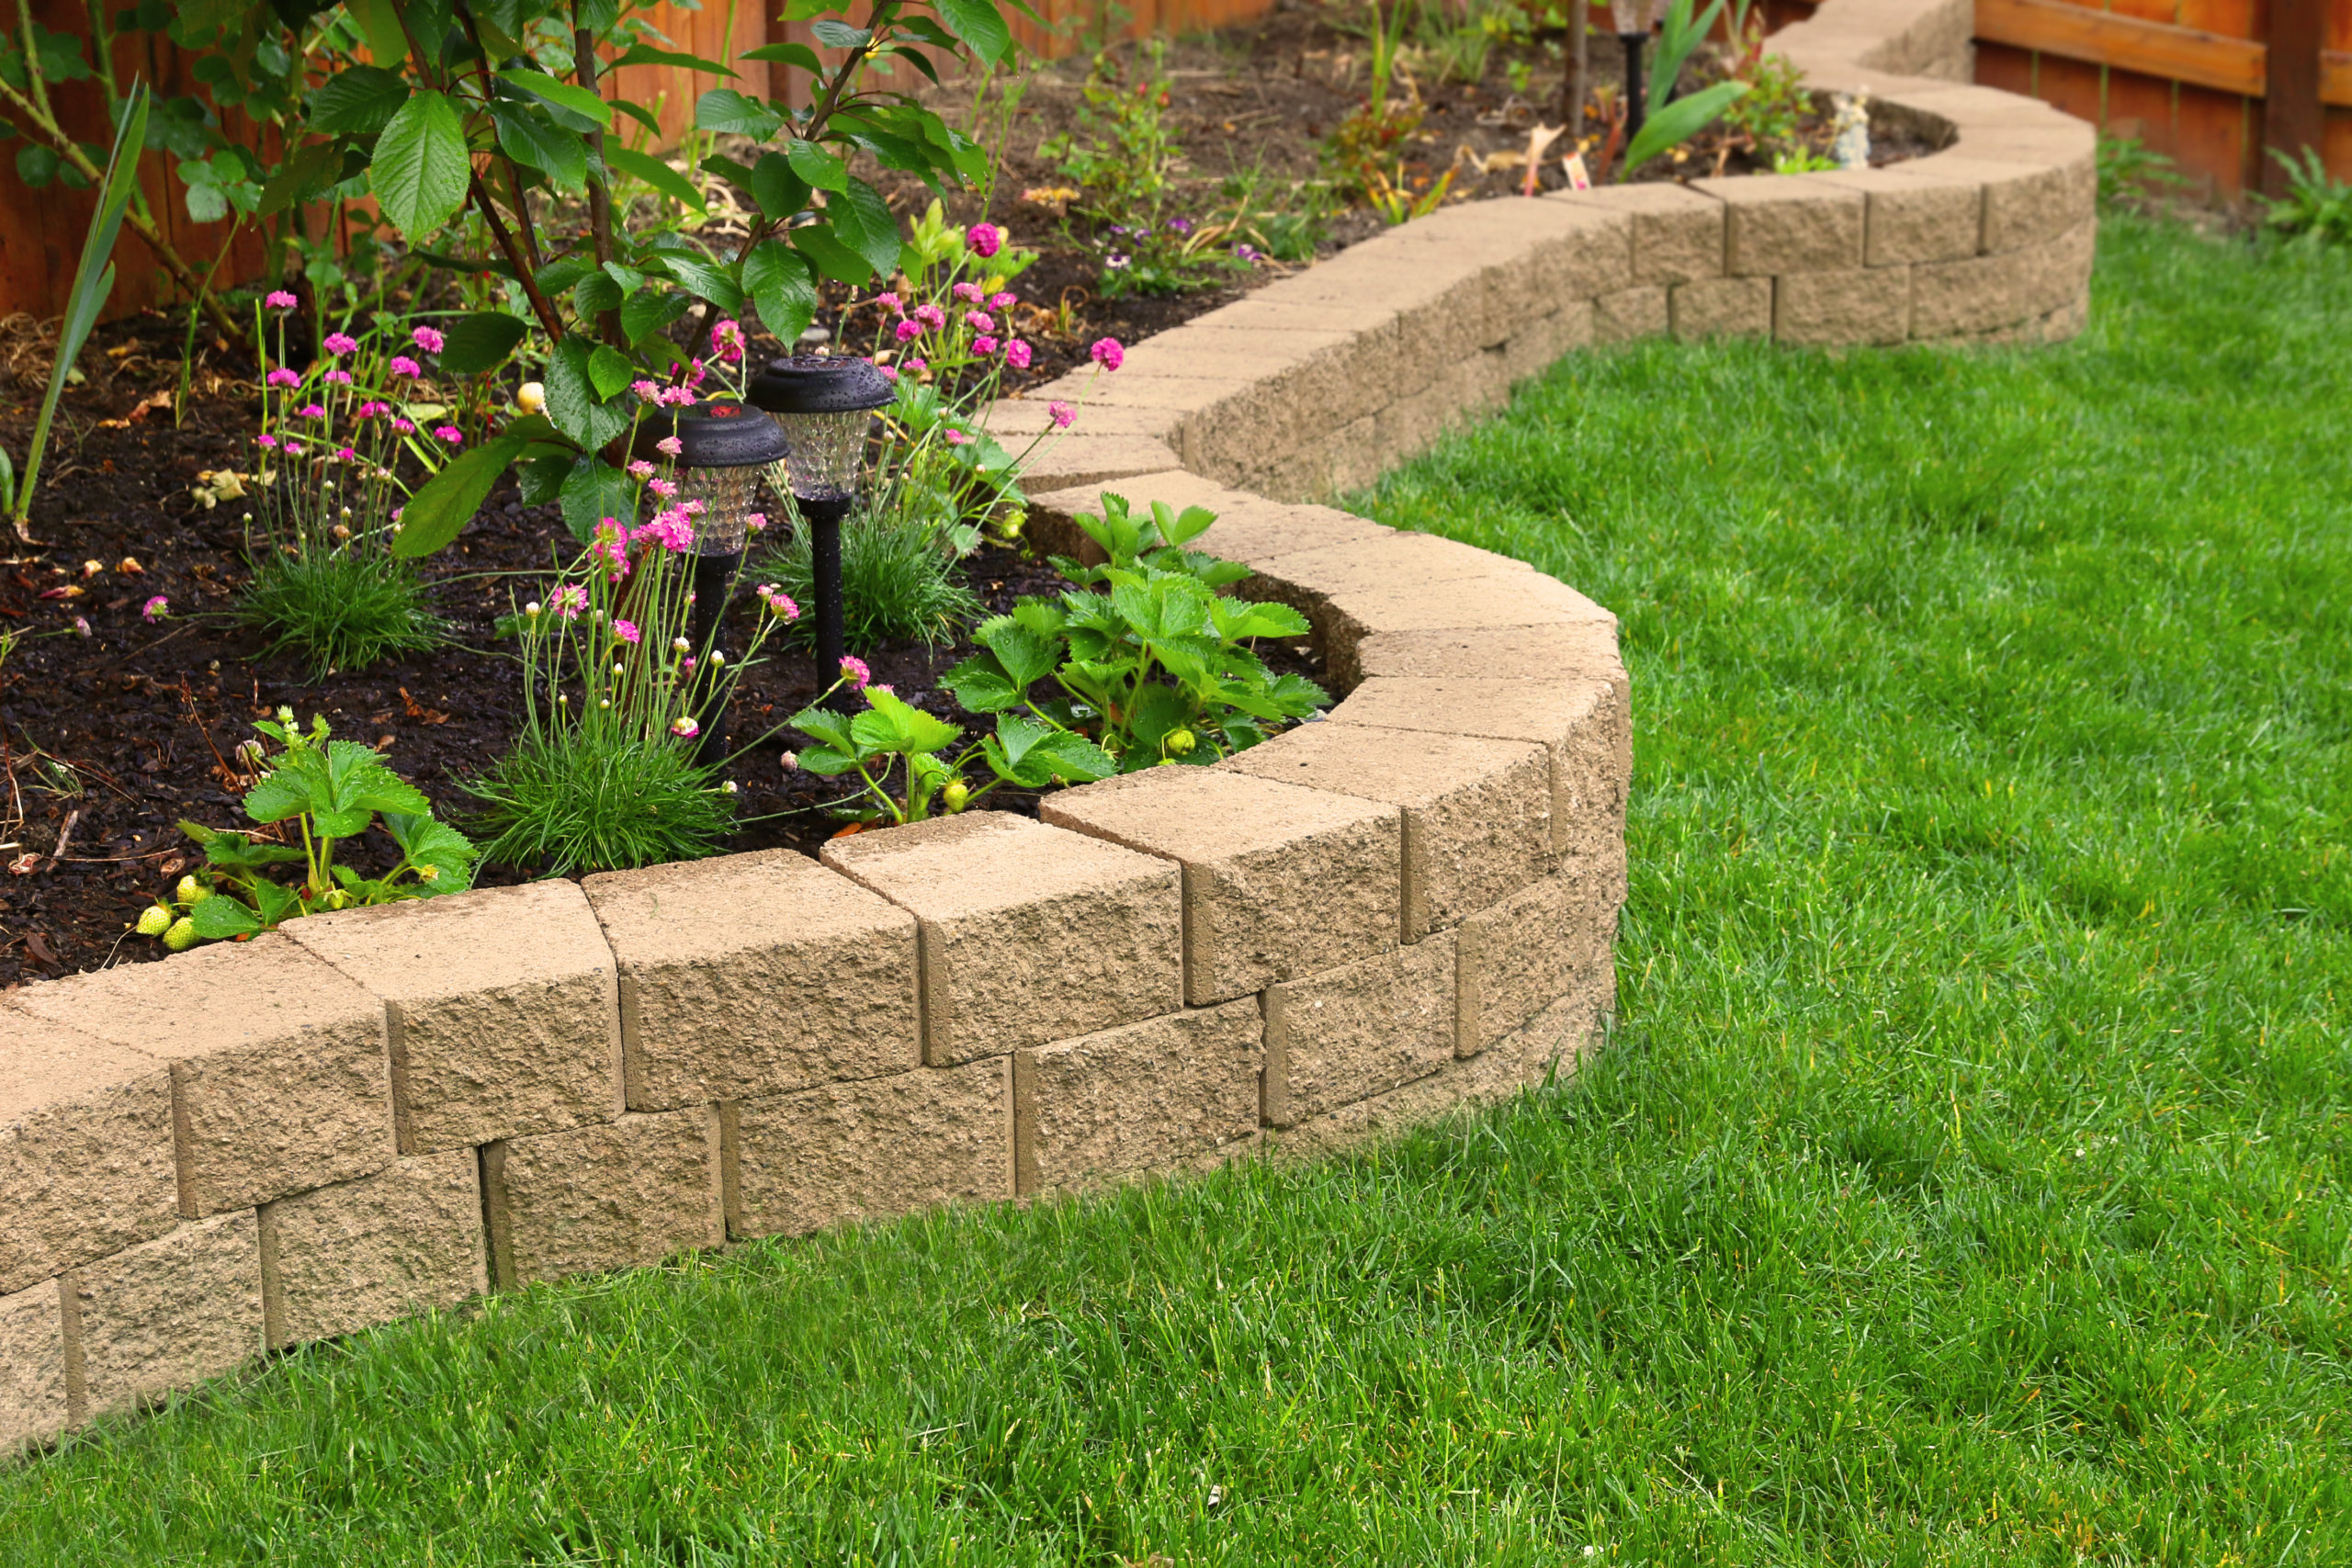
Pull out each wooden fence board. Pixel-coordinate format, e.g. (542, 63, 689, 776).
(1974, 0, 2264, 96)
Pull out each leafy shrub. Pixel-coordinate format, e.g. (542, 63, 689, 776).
(2260, 148, 2352, 248)
(790, 679, 1116, 827)
(2096, 133, 2188, 205)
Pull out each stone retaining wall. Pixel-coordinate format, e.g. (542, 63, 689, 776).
(0, 0, 2091, 1458)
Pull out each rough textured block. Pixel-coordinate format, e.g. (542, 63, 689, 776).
(1670, 276, 1774, 341)
(1458, 870, 1616, 1053)
(729, 1059, 1012, 1238)
(483, 1107, 722, 1289)
(1, 1279, 71, 1454)
(583, 849, 918, 1109)
(1013, 998, 1262, 1195)
(1912, 151, 2093, 254)
(1502, 299, 1596, 382)
(13, 935, 392, 1216)
(823, 814, 1182, 1066)
(1220, 721, 1551, 942)
(1698, 176, 1865, 276)
(1272, 568, 1615, 686)
(1817, 165, 1983, 264)
(1264, 934, 1457, 1126)
(259, 1149, 485, 1349)
(74, 1212, 263, 1422)
(1011, 430, 1184, 493)
(1775, 265, 1913, 346)
(1329, 675, 1630, 863)
(1911, 219, 2093, 338)
(0, 1009, 178, 1296)
(1564, 183, 1725, 285)
(1042, 768, 1401, 1005)
(1354, 622, 1623, 685)
(1592, 286, 1669, 342)
(287, 880, 619, 1154)
(1249, 532, 1533, 645)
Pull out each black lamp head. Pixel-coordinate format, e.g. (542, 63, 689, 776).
(745, 355, 897, 416)
(629, 398, 791, 468)
(746, 355, 896, 505)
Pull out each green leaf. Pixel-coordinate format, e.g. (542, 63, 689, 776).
(1159, 503, 1217, 549)
(571, 266, 619, 317)
(371, 89, 471, 240)
(183, 182, 228, 222)
(392, 434, 530, 558)
(852, 690, 962, 757)
(492, 106, 588, 194)
(543, 335, 631, 450)
(795, 745, 856, 776)
(695, 87, 783, 140)
(384, 812, 477, 893)
(784, 137, 846, 193)
(1210, 596, 1310, 641)
(346, 0, 408, 64)
(740, 40, 822, 72)
(649, 251, 741, 312)
(242, 772, 310, 824)
(788, 706, 858, 755)
(534, 254, 597, 294)
(1621, 80, 1749, 177)
(201, 829, 305, 868)
(742, 238, 817, 344)
(437, 310, 530, 377)
(975, 617, 1059, 688)
(608, 43, 736, 75)
(248, 879, 304, 928)
(934, 0, 1013, 69)
(621, 287, 692, 345)
(605, 145, 706, 210)
(941, 653, 1019, 713)
(790, 223, 872, 286)
(748, 152, 811, 222)
(808, 17, 872, 48)
(586, 344, 637, 400)
(1032, 730, 1117, 783)
(559, 455, 631, 543)
(826, 177, 907, 279)
(307, 65, 410, 135)
(325, 740, 432, 818)
(499, 68, 613, 126)
(190, 896, 262, 940)
(518, 450, 571, 506)
(257, 141, 339, 216)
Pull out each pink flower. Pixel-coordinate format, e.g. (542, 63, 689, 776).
(633, 508, 695, 552)
(904, 357, 928, 374)
(411, 325, 446, 354)
(944, 428, 970, 446)
(963, 310, 993, 332)
(631, 379, 660, 401)
(1090, 337, 1124, 371)
(72, 615, 89, 637)
(913, 303, 946, 330)
(628, 459, 656, 479)
(266, 367, 301, 388)
(758, 583, 797, 618)
(435, 425, 463, 446)
(682, 498, 706, 515)
(989, 291, 1018, 310)
(659, 385, 696, 406)
(953, 282, 984, 303)
(322, 332, 358, 355)
(324, 369, 353, 385)
(671, 715, 699, 739)
(875, 291, 903, 313)
(710, 319, 744, 363)
(838, 654, 870, 690)
(282, 439, 303, 455)
(265, 290, 297, 310)
(877, 365, 900, 381)
(745, 512, 768, 532)
(299, 403, 325, 419)
(966, 221, 1001, 258)
(552, 583, 588, 620)
(614, 618, 641, 645)
(390, 418, 416, 434)
(357, 400, 390, 418)
(685, 361, 708, 387)
(334, 446, 356, 462)
(648, 478, 678, 499)
(1004, 340, 1032, 370)
(389, 355, 422, 378)
(973, 335, 999, 355)
(656, 435, 684, 457)
(255, 434, 277, 450)
(1048, 401, 1075, 429)
(141, 594, 169, 622)
(894, 320, 923, 344)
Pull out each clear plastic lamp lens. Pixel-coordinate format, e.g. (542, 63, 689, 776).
(1611, 0, 1650, 30)
(775, 409, 869, 502)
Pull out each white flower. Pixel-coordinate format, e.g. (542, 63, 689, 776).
(707, 650, 725, 667)
(525, 602, 543, 617)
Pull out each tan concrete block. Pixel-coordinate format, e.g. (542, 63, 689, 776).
(1459, 869, 1617, 1053)
(1013, 998, 1261, 1194)
(482, 1107, 722, 1289)
(1173, 327, 1407, 476)
(1561, 183, 1726, 285)
(0, 1009, 178, 1296)
(1376, 197, 1634, 316)
(1, 1279, 71, 1454)
(1248, 532, 1533, 645)
(1815, 165, 1983, 265)
(14, 934, 393, 1215)
(823, 814, 1182, 1066)
(1183, 291, 1404, 339)
(1502, 299, 1596, 382)
(1078, 374, 1256, 415)
(583, 849, 917, 1108)
(1775, 265, 1912, 346)
(1328, 675, 1630, 863)
(1264, 933, 1457, 1126)
(1302, 571, 1619, 685)
(258, 1148, 485, 1350)
(984, 400, 1195, 439)
(1353, 621, 1623, 685)
(1695, 176, 1865, 276)
(73, 1212, 262, 1421)
(1010, 430, 1185, 493)
(1220, 722, 1550, 942)
(729, 1058, 1012, 1238)
(1670, 276, 1775, 341)
(1915, 151, 2095, 254)
(1041, 768, 1401, 1005)
(1912, 218, 2094, 338)
(285, 880, 619, 1154)
(1024, 471, 1392, 569)
(1593, 286, 1669, 342)
(1370, 356, 1505, 468)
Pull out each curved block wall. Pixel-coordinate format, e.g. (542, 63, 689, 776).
(0, 0, 2092, 1457)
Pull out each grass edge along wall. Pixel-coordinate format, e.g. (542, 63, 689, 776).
(0, 0, 2093, 1458)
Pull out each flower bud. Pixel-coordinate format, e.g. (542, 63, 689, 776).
(781, 750, 799, 772)
(525, 602, 542, 617)
(1165, 729, 1195, 756)
(135, 904, 173, 937)
(163, 917, 198, 952)
(707, 650, 725, 667)
(721, 780, 739, 795)
(673, 637, 691, 653)
(417, 864, 439, 882)
(943, 780, 969, 812)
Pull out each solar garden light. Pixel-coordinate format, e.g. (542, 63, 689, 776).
(631, 399, 788, 763)
(746, 354, 896, 709)
(1612, 0, 1657, 142)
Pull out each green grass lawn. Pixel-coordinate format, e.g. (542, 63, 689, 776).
(6, 211, 2348, 1564)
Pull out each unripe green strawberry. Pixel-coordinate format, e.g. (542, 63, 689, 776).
(1165, 729, 1196, 756)
(163, 918, 198, 952)
(135, 904, 173, 937)
(943, 780, 970, 812)
(175, 874, 208, 906)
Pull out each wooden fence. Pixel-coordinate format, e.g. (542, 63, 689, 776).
(1974, 0, 2351, 201)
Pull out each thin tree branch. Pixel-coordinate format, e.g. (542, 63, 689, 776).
(469, 172, 566, 339)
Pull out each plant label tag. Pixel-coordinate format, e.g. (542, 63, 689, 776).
(1562, 152, 1592, 191)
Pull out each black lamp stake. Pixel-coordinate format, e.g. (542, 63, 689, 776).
(800, 491, 852, 707)
(1620, 29, 1648, 142)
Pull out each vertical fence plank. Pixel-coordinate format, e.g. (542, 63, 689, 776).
(2264, 0, 2326, 191)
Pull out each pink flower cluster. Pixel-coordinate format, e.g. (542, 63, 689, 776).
(412, 325, 446, 354)
(754, 582, 799, 619)
(323, 332, 358, 356)
(838, 654, 871, 691)
(634, 506, 695, 553)
(551, 582, 589, 621)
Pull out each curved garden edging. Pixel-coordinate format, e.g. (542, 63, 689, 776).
(0, 0, 2091, 1457)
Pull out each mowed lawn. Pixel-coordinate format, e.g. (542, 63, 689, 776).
(4, 211, 2347, 1565)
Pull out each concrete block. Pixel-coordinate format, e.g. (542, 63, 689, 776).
(1010, 430, 1184, 494)
(73, 1212, 263, 1422)
(1696, 176, 1866, 276)
(259, 1148, 485, 1349)
(1013, 998, 1262, 1195)
(1775, 265, 1913, 346)
(286, 880, 620, 1154)
(13, 935, 393, 1216)
(1249, 532, 1533, 644)
(1912, 219, 2094, 339)
(583, 849, 918, 1108)
(1502, 299, 1596, 382)
(1593, 287, 1669, 342)
(1328, 675, 1631, 863)
(1220, 721, 1551, 942)
(1670, 276, 1774, 340)
(1262, 561, 1608, 685)
(1264, 933, 1457, 1126)
(985, 400, 1195, 439)
(1353, 621, 1623, 685)
(824, 814, 1182, 1066)
(1042, 768, 1401, 1005)
(1563, 183, 1726, 285)
(1459, 869, 1616, 1053)
(1, 1278, 70, 1454)
(1916, 151, 2095, 254)
(729, 1058, 1012, 1238)
(0, 1009, 178, 1296)
(482, 1107, 722, 1289)
(1815, 165, 1983, 264)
